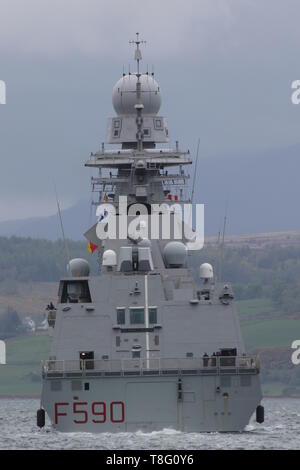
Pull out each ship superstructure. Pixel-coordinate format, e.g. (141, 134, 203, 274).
(39, 35, 263, 432)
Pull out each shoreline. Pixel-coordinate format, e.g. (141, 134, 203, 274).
(0, 395, 40, 399)
(0, 395, 299, 400)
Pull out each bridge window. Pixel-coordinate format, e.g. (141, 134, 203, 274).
(59, 280, 91, 304)
(149, 307, 157, 324)
(116, 308, 126, 325)
(130, 307, 145, 324)
(132, 350, 141, 358)
(128, 307, 157, 324)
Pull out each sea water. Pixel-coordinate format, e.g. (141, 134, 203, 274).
(0, 398, 299, 450)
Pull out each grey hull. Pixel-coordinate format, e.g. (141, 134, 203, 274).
(42, 372, 262, 433)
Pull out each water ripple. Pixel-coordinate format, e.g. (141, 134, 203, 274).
(0, 398, 299, 450)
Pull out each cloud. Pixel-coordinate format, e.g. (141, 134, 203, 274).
(0, 0, 299, 221)
(0, 0, 239, 59)
(0, 0, 298, 68)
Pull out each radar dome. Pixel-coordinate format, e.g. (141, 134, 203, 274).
(112, 74, 161, 116)
(163, 241, 187, 268)
(102, 249, 117, 266)
(67, 258, 90, 277)
(199, 263, 213, 280)
(138, 238, 151, 247)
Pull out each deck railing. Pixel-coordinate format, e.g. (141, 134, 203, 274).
(42, 355, 260, 378)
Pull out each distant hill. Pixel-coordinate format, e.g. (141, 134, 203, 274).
(0, 199, 91, 241)
(197, 143, 300, 236)
(0, 144, 300, 239)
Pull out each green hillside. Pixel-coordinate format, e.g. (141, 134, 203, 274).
(243, 318, 300, 349)
(0, 335, 51, 396)
(237, 298, 299, 349)
(1, 235, 300, 397)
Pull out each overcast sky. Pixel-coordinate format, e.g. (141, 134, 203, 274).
(0, 0, 299, 220)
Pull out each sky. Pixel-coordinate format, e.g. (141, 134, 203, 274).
(0, 0, 299, 221)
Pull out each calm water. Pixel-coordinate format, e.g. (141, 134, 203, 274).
(0, 398, 299, 450)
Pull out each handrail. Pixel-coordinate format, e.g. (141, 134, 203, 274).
(42, 355, 260, 376)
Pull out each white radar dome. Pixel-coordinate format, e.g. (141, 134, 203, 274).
(199, 263, 214, 280)
(67, 258, 90, 277)
(163, 242, 187, 268)
(112, 74, 162, 116)
(102, 249, 117, 266)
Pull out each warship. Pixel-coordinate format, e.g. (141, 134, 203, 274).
(38, 35, 264, 432)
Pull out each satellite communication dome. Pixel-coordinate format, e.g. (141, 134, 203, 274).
(67, 258, 90, 277)
(112, 74, 162, 116)
(138, 238, 151, 247)
(163, 241, 187, 268)
(199, 263, 214, 280)
(102, 249, 117, 266)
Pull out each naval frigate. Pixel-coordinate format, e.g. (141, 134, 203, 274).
(38, 34, 264, 432)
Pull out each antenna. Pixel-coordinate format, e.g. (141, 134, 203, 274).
(184, 138, 201, 235)
(187, 138, 200, 230)
(129, 33, 147, 152)
(217, 226, 221, 246)
(191, 138, 200, 205)
(216, 218, 222, 281)
(54, 183, 70, 272)
(129, 32, 146, 76)
(218, 204, 228, 282)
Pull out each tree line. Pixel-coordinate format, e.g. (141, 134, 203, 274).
(0, 236, 299, 314)
(0, 236, 97, 282)
(190, 243, 300, 314)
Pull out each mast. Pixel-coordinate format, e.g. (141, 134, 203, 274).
(130, 32, 146, 152)
(85, 35, 193, 232)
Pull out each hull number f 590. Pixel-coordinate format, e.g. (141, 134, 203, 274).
(54, 401, 125, 425)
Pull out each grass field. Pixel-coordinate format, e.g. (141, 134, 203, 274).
(241, 318, 300, 349)
(237, 298, 278, 322)
(237, 298, 300, 349)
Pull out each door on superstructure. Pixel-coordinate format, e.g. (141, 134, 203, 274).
(80, 351, 94, 370)
(125, 381, 178, 431)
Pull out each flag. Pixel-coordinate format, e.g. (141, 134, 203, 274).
(87, 241, 98, 254)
